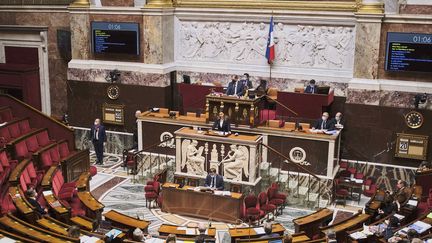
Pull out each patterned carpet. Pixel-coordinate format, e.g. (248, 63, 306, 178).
(89, 152, 362, 241)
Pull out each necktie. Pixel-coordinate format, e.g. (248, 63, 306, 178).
(311, 87, 314, 93)
(212, 176, 216, 188)
(321, 121, 324, 130)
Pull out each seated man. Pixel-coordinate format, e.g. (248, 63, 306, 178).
(331, 112, 345, 130)
(212, 112, 231, 134)
(226, 75, 245, 96)
(241, 73, 253, 89)
(312, 112, 333, 130)
(259, 222, 280, 238)
(204, 168, 224, 190)
(195, 223, 207, 243)
(393, 180, 411, 209)
(25, 188, 48, 215)
(304, 79, 318, 94)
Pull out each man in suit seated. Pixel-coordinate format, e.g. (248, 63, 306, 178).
(204, 168, 224, 190)
(304, 79, 318, 94)
(226, 75, 245, 97)
(393, 180, 411, 210)
(331, 112, 345, 130)
(312, 112, 334, 130)
(259, 222, 280, 238)
(25, 188, 48, 215)
(212, 112, 231, 134)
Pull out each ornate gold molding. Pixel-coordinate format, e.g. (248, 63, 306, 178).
(357, 2, 384, 14)
(69, 0, 90, 8)
(174, 0, 359, 12)
(145, 0, 173, 8)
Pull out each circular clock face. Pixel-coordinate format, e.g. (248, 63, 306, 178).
(107, 85, 120, 100)
(405, 111, 424, 129)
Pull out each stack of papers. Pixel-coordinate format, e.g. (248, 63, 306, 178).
(145, 238, 165, 243)
(350, 231, 368, 240)
(407, 200, 418, 207)
(80, 235, 100, 243)
(401, 221, 431, 234)
(394, 213, 405, 220)
(253, 227, 265, 234)
(105, 229, 122, 238)
(43, 190, 53, 196)
(177, 227, 196, 235)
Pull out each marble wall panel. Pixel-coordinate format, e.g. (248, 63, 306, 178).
(143, 15, 163, 64)
(74, 127, 134, 155)
(70, 13, 90, 60)
(68, 68, 170, 87)
(353, 22, 382, 80)
(177, 71, 349, 97)
(399, 4, 432, 14)
(346, 89, 381, 105)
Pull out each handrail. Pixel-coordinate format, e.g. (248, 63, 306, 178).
(259, 142, 320, 180)
(0, 94, 73, 131)
(265, 95, 298, 116)
(133, 136, 175, 156)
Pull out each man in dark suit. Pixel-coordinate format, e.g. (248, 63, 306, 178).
(226, 75, 245, 96)
(204, 168, 224, 190)
(331, 112, 345, 130)
(304, 79, 318, 94)
(90, 118, 106, 165)
(393, 180, 410, 208)
(241, 73, 253, 89)
(212, 112, 231, 134)
(313, 112, 334, 130)
(26, 188, 47, 215)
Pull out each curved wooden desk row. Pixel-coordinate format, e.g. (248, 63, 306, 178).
(293, 208, 333, 238)
(320, 212, 370, 243)
(103, 210, 150, 231)
(158, 224, 216, 237)
(8, 159, 30, 185)
(0, 213, 79, 243)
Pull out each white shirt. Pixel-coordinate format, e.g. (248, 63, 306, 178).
(219, 119, 224, 128)
(234, 81, 238, 95)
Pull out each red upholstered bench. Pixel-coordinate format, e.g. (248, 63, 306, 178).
(52, 170, 77, 201)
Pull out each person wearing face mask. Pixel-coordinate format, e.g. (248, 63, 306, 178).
(26, 188, 48, 215)
(241, 73, 253, 89)
(312, 112, 333, 130)
(204, 167, 224, 190)
(331, 112, 345, 130)
(226, 75, 245, 97)
(304, 79, 318, 94)
(90, 118, 106, 165)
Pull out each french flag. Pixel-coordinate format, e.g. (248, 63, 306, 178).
(265, 16, 275, 64)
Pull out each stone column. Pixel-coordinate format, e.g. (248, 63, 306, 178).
(142, 7, 174, 64)
(68, 5, 91, 60)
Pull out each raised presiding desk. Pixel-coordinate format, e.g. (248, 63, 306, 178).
(205, 94, 264, 127)
(162, 182, 243, 223)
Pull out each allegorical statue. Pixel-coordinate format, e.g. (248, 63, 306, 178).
(181, 139, 205, 175)
(219, 144, 249, 181)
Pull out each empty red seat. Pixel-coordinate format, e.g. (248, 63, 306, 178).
(25, 135, 40, 153)
(40, 151, 53, 170)
(89, 166, 97, 177)
(36, 130, 53, 147)
(267, 187, 284, 210)
(0, 151, 17, 171)
(59, 142, 70, 158)
(26, 162, 43, 187)
(243, 194, 264, 223)
(8, 123, 21, 138)
(0, 127, 11, 142)
(49, 146, 61, 165)
(144, 181, 160, 208)
(52, 170, 76, 201)
(14, 140, 31, 159)
(258, 192, 276, 216)
(0, 194, 16, 215)
(18, 119, 32, 134)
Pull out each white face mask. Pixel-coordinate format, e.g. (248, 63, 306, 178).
(336, 116, 341, 121)
(322, 116, 327, 121)
(94, 122, 98, 125)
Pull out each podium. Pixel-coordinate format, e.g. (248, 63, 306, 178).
(205, 94, 265, 127)
(174, 127, 263, 185)
(276, 90, 334, 119)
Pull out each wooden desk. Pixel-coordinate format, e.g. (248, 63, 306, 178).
(8, 186, 36, 223)
(206, 94, 264, 127)
(103, 210, 150, 231)
(43, 190, 70, 222)
(293, 208, 333, 238)
(76, 171, 91, 191)
(8, 159, 29, 185)
(0, 214, 78, 243)
(321, 213, 370, 243)
(158, 224, 216, 238)
(162, 183, 242, 223)
(70, 215, 97, 231)
(276, 90, 334, 119)
(78, 191, 104, 224)
(41, 166, 57, 189)
(229, 223, 286, 242)
(0, 228, 39, 243)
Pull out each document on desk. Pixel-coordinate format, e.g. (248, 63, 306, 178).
(394, 213, 405, 220)
(407, 199, 418, 207)
(80, 235, 100, 243)
(0, 237, 17, 243)
(105, 228, 122, 238)
(185, 228, 197, 235)
(253, 227, 265, 234)
(43, 190, 53, 196)
(349, 231, 367, 240)
(145, 238, 165, 243)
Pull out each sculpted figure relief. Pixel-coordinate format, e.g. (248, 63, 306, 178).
(181, 139, 205, 175)
(177, 21, 355, 69)
(219, 145, 249, 181)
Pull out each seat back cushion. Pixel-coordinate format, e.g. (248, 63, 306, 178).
(36, 131, 50, 147)
(18, 120, 31, 133)
(0, 127, 11, 141)
(26, 163, 37, 179)
(59, 142, 70, 158)
(0, 152, 10, 167)
(25, 136, 39, 152)
(8, 123, 21, 138)
(50, 146, 61, 163)
(14, 141, 29, 158)
(41, 151, 53, 168)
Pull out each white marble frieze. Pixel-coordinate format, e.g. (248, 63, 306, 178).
(175, 20, 356, 71)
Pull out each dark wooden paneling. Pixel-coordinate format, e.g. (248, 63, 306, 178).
(343, 103, 432, 167)
(67, 81, 172, 132)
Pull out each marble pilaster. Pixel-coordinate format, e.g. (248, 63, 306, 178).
(353, 14, 383, 80)
(70, 11, 90, 60)
(143, 9, 174, 64)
